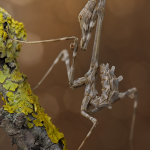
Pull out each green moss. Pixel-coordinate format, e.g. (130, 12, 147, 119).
(0, 7, 67, 150)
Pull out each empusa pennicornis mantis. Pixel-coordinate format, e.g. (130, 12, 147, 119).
(9, 0, 138, 150)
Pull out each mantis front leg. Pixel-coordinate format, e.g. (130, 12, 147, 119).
(32, 39, 87, 90)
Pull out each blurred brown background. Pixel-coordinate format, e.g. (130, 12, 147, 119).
(0, 0, 150, 150)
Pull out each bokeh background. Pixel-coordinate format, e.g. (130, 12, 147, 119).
(0, 0, 150, 150)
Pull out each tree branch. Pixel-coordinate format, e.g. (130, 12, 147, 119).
(0, 7, 66, 150)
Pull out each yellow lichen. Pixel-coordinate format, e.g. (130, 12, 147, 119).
(3, 80, 19, 91)
(11, 70, 24, 82)
(0, 71, 8, 83)
(26, 116, 34, 129)
(0, 65, 10, 83)
(33, 119, 43, 127)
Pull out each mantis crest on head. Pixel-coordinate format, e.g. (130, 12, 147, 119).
(10, 0, 138, 149)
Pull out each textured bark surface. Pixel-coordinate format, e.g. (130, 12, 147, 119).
(0, 108, 63, 150)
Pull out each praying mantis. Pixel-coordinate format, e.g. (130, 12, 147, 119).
(9, 0, 138, 149)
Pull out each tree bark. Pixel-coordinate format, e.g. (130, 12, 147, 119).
(0, 108, 63, 150)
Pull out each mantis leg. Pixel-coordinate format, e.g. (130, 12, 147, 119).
(33, 39, 86, 90)
(118, 88, 138, 142)
(78, 95, 97, 150)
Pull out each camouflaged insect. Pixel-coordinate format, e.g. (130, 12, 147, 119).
(0, 7, 67, 150)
